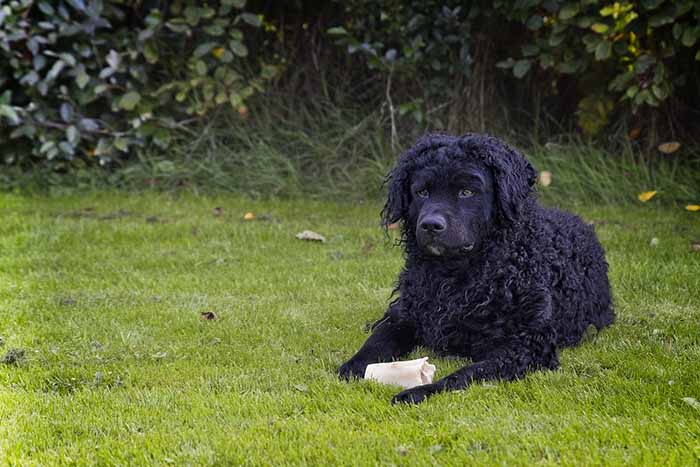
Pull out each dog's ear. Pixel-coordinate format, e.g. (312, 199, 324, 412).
(381, 157, 412, 227)
(462, 135, 536, 225)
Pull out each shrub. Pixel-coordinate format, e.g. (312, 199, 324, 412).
(329, 0, 700, 138)
(0, 0, 277, 169)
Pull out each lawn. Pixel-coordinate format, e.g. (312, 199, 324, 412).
(1, 192, 699, 465)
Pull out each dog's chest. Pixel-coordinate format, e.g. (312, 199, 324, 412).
(399, 270, 510, 356)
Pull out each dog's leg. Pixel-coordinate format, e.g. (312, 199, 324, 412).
(338, 316, 417, 380)
(391, 332, 558, 404)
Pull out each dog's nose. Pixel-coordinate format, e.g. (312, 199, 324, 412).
(419, 215, 446, 233)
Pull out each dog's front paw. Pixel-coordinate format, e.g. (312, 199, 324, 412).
(391, 384, 439, 405)
(338, 358, 367, 381)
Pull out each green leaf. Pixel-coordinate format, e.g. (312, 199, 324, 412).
(513, 59, 531, 79)
(200, 7, 216, 19)
(0, 105, 20, 125)
(223, 0, 246, 8)
(641, 0, 664, 9)
(204, 24, 225, 36)
(682, 27, 699, 47)
(66, 125, 79, 145)
(526, 15, 543, 30)
(559, 3, 580, 20)
(47, 60, 66, 81)
(521, 45, 539, 57)
(59, 53, 76, 67)
(634, 54, 656, 73)
(261, 64, 278, 80)
(591, 23, 609, 34)
(58, 141, 75, 156)
(649, 13, 674, 27)
(672, 24, 683, 40)
(40, 141, 56, 154)
(595, 41, 612, 60)
(240, 13, 261, 27)
(194, 42, 216, 58)
(229, 40, 248, 57)
(144, 42, 159, 64)
(229, 93, 242, 108)
(66, 0, 86, 12)
(76, 68, 90, 89)
(166, 20, 190, 33)
(558, 60, 579, 74)
(114, 137, 129, 153)
(327, 26, 348, 35)
(549, 34, 566, 47)
(651, 84, 669, 101)
(20, 71, 39, 86)
(119, 91, 141, 111)
(576, 16, 595, 28)
(539, 53, 555, 69)
(38, 1, 55, 15)
(195, 60, 208, 76)
(495, 58, 515, 69)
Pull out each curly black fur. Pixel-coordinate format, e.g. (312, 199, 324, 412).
(339, 133, 614, 404)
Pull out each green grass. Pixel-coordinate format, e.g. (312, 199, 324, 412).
(1, 192, 699, 465)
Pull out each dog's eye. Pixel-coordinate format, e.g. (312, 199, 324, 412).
(458, 189, 474, 198)
(416, 189, 429, 198)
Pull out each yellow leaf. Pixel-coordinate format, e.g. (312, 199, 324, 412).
(658, 141, 681, 154)
(212, 47, 225, 59)
(538, 171, 552, 187)
(243, 212, 255, 220)
(638, 190, 657, 202)
(686, 205, 700, 212)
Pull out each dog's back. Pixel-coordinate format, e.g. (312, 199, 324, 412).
(536, 207, 614, 347)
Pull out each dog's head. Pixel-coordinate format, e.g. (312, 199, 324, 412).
(382, 133, 536, 259)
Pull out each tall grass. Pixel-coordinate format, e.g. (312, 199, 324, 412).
(2, 92, 699, 206)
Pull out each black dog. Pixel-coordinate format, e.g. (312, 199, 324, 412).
(339, 133, 614, 404)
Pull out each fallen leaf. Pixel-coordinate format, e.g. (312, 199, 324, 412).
(293, 384, 308, 392)
(243, 212, 255, 220)
(638, 191, 657, 202)
(151, 351, 168, 360)
(649, 237, 659, 247)
(682, 397, 700, 410)
(200, 311, 218, 320)
(295, 230, 326, 242)
(685, 205, 700, 212)
(538, 171, 552, 187)
(429, 444, 443, 454)
(1, 348, 25, 365)
(396, 445, 410, 456)
(628, 127, 641, 140)
(213, 207, 224, 217)
(238, 106, 249, 119)
(387, 222, 400, 231)
(690, 241, 700, 252)
(657, 141, 681, 154)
